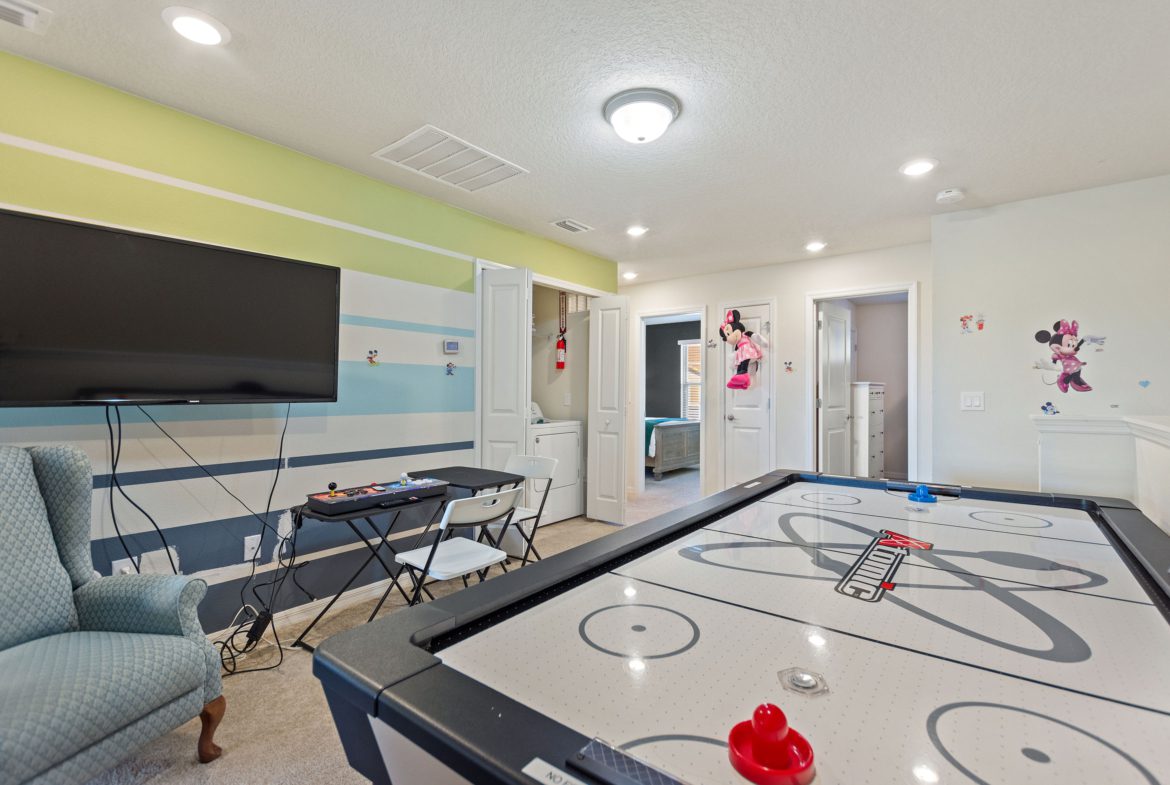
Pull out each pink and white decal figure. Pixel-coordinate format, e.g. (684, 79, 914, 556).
(720, 309, 763, 390)
(1035, 319, 1092, 393)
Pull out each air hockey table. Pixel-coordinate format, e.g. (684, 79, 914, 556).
(313, 472, 1170, 785)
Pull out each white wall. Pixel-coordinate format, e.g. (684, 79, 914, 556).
(854, 301, 909, 477)
(622, 244, 932, 495)
(532, 285, 589, 422)
(932, 175, 1170, 491)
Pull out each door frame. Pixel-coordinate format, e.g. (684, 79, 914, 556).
(717, 297, 776, 491)
(631, 306, 707, 497)
(804, 282, 920, 479)
(473, 258, 611, 467)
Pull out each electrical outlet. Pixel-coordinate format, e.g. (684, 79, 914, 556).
(111, 557, 138, 576)
(138, 547, 180, 574)
(244, 534, 262, 563)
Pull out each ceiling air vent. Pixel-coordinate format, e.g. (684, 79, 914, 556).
(552, 218, 593, 234)
(0, 0, 52, 33)
(372, 125, 527, 193)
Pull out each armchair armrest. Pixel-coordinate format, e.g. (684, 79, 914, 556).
(74, 574, 208, 638)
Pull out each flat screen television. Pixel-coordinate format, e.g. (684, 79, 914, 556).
(0, 209, 340, 406)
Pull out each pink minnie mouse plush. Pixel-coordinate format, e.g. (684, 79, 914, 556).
(720, 309, 763, 390)
(1035, 319, 1091, 393)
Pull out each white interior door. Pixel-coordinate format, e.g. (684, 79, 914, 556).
(478, 266, 532, 471)
(587, 295, 628, 523)
(722, 303, 772, 486)
(817, 300, 853, 474)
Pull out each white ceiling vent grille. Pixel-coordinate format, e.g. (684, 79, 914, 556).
(372, 125, 527, 193)
(552, 218, 593, 233)
(0, 0, 52, 33)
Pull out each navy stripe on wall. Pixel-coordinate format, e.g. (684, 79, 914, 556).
(92, 440, 475, 488)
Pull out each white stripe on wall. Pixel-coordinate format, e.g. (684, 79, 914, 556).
(0, 131, 475, 263)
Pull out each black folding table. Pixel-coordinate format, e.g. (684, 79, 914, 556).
(289, 491, 451, 651)
(292, 467, 526, 650)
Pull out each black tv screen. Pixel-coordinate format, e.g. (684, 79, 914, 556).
(0, 209, 340, 406)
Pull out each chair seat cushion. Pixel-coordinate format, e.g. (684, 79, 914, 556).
(396, 538, 508, 581)
(0, 630, 205, 784)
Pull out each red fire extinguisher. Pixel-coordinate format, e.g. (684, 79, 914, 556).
(555, 333, 567, 370)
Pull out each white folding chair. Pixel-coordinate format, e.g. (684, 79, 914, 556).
(394, 487, 523, 606)
(489, 454, 558, 566)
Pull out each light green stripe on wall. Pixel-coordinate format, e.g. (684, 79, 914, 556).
(0, 51, 616, 293)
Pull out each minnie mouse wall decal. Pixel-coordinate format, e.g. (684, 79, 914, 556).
(1035, 319, 1091, 393)
(719, 309, 764, 390)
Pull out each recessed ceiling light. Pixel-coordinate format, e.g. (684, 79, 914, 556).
(622, 271, 639, 281)
(162, 7, 230, 46)
(805, 240, 827, 253)
(626, 225, 649, 237)
(604, 89, 680, 144)
(899, 158, 938, 177)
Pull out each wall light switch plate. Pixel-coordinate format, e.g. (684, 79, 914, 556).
(244, 534, 262, 563)
(563, 392, 571, 407)
(960, 391, 985, 411)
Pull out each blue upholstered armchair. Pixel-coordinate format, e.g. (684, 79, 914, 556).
(0, 445, 225, 785)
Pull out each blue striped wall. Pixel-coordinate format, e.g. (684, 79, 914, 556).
(0, 269, 479, 630)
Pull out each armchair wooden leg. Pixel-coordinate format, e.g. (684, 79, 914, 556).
(198, 695, 226, 763)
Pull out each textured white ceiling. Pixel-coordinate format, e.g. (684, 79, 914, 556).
(3, 1, 1169, 283)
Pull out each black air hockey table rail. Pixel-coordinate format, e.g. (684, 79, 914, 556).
(313, 472, 1170, 785)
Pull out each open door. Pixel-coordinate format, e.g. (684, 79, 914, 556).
(816, 300, 852, 474)
(478, 266, 532, 471)
(587, 295, 628, 523)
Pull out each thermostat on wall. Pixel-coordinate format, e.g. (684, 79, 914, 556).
(443, 339, 461, 355)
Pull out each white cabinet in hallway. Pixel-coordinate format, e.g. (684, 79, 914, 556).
(851, 382, 885, 479)
(528, 419, 584, 523)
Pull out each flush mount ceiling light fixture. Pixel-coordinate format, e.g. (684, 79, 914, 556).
(622, 271, 639, 280)
(604, 89, 680, 144)
(805, 240, 827, 253)
(899, 158, 938, 177)
(626, 225, 649, 237)
(162, 6, 230, 45)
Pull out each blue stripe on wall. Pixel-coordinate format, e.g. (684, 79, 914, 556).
(92, 440, 474, 488)
(93, 458, 281, 489)
(0, 361, 474, 427)
(340, 313, 475, 337)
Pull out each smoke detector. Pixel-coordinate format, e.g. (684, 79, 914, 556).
(0, 0, 53, 33)
(936, 188, 966, 205)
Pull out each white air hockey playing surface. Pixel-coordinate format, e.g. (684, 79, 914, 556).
(439, 482, 1170, 784)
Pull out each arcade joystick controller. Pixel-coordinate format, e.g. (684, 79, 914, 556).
(728, 704, 815, 785)
(327, 482, 338, 498)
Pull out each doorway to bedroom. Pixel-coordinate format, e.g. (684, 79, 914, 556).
(630, 310, 704, 523)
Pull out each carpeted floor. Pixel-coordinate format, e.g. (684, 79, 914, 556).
(87, 517, 620, 785)
(625, 466, 702, 524)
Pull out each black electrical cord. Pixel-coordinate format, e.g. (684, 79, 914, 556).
(103, 406, 139, 572)
(135, 403, 291, 607)
(105, 409, 175, 573)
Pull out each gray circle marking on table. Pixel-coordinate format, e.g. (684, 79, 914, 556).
(579, 604, 700, 660)
(800, 491, 862, 505)
(970, 510, 1053, 529)
(926, 702, 1158, 784)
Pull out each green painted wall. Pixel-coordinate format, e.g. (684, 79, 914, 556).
(0, 51, 616, 293)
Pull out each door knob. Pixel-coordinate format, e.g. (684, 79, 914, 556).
(726, 414, 736, 421)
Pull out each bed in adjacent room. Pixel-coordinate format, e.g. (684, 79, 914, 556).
(644, 417, 700, 479)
